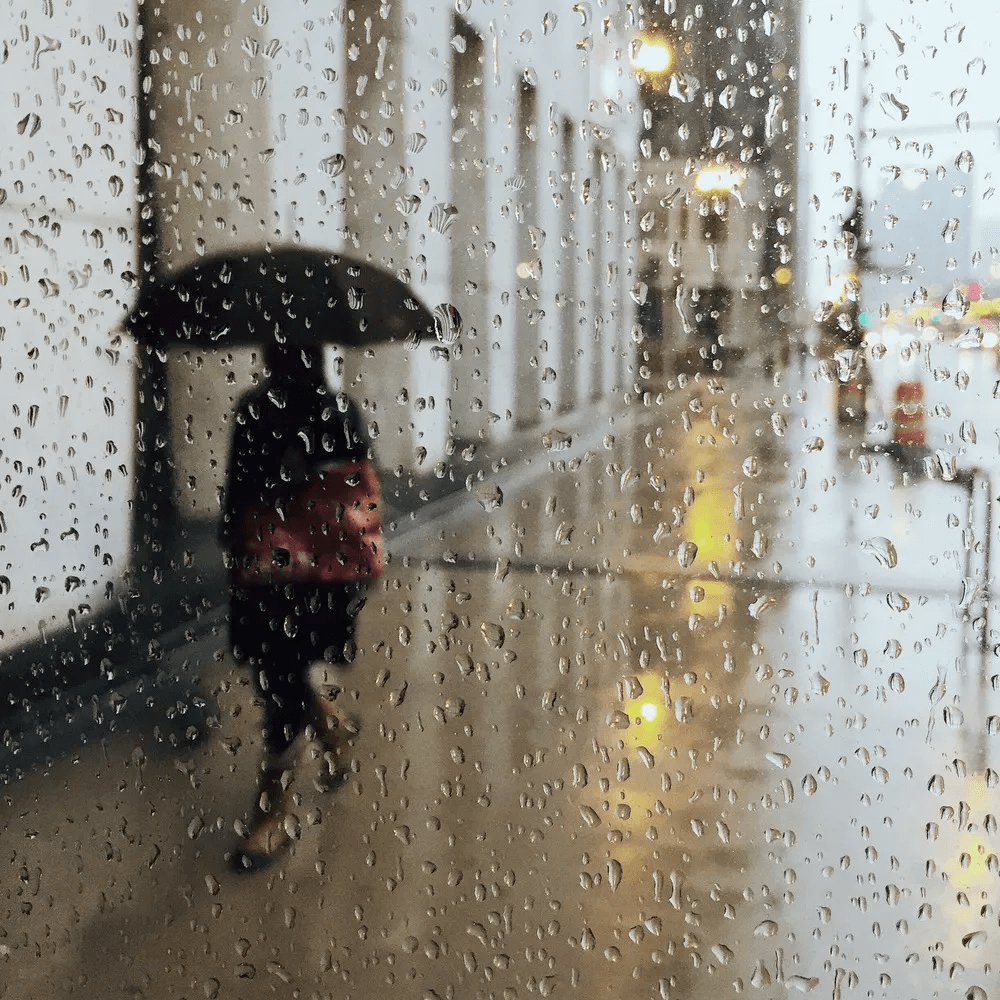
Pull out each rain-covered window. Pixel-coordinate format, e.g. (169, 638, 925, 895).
(4, 1, 1000, 997)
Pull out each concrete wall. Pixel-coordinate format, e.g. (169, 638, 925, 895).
(0, 0, 138, 651)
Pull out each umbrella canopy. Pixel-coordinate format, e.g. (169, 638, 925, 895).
(124, 247, 436, 348)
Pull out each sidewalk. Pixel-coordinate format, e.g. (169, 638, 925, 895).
(0, 394, 634, 774)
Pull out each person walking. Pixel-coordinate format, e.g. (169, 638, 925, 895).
(221, 340, 382, 872)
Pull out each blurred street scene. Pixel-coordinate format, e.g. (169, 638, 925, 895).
(5, 337, 1000, 997)
(5, 1, 1000, 998)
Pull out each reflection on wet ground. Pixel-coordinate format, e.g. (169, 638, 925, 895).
(3, 351, 999, 998)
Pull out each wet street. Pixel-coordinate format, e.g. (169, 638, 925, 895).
(4, 341, 1000, 999)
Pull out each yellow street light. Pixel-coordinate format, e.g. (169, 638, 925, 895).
(629, 36, 673, 75)
(694, 165, 746, 194)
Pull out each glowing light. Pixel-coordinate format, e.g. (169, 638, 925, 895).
(694, 166, 746, 194)
(774, 266, 792, 286)
(640, 702, 658, 722)
(629, 37, 672, 75)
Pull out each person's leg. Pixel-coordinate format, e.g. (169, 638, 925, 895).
(303, 585, 365, 790)
(230, 589, 314, 869)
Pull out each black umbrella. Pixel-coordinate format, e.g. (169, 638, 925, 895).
(124, 247, 437, 348)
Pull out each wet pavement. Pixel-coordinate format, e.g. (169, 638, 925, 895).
(4, 343, 1000, 999)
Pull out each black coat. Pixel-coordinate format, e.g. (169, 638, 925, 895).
(221, 378, 373, 560)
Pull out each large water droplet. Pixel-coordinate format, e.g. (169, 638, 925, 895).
(719, 84, 738, 109)
(861, 536, 897, 569)
(942, 217, 961, 243)
(677, 541, 698, 568)
(428, 203, 459, 233)
(607, 859, 623, 891)
(480, 622, 505, 649)
(668, 72, 700, 104)
(886, 592, 910, 612)
(956, 149, 975, 173)
(319, 153, 346, 177)
(943, 286, 970, 317)
(879, 92, 909, 121)
(749, 594, 777, 619)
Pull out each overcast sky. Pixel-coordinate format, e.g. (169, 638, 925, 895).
(797, 0, 1000, 301)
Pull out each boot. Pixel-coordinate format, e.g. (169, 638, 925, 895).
(229, 761, 296, 872)
(307, 662, 360, 792)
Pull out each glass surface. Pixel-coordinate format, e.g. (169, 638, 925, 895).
(2, 2, 998, 997)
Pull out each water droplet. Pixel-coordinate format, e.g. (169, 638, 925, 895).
(787, 977, 820, 994)
(630, 281, 649, 305)
(719, 84, 738, 109)
(879, 92, 909, 122)
(674, 696, 693, 722)
(966, 987, 988, 1000)
(677, 541, 698, 568)
(476, 483, 503, 511)
(620, 468, 640, 491)
(886, 592, 910, 612)
(942, 217, 961, 243)
(802, 436, 824, 453)
(395, 194, 422, 216)
(16, 113, 42, 136)
(579, 805, 601, 828)
(861, 537, 897, 569)
(742, 456, 759, 478)
(754, 920, 779, 937)
(889, 672, 905, 693)
(428, 203, 459, 233)
(668, 72, 700, 104)
(542, 428, 572, 451)
(749, 594, 777, 619)
(766, 751, 791, 769)
(433, 302, 462, 345)
(962, 932, 987, 950)
(406, 132, 428, 154)
(480, 622, 505, 649)
(555, 521, 574, 544)
(956, 149, 975, 173)
(319, 153, 346, 177)
(607, 859, 622, 890)
(751, 531, 768, 558)
(942, 286, 970, 318)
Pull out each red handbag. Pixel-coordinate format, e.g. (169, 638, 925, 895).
(233, 459, 383, 585)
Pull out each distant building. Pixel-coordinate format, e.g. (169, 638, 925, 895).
(632, 1, 798, 374)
